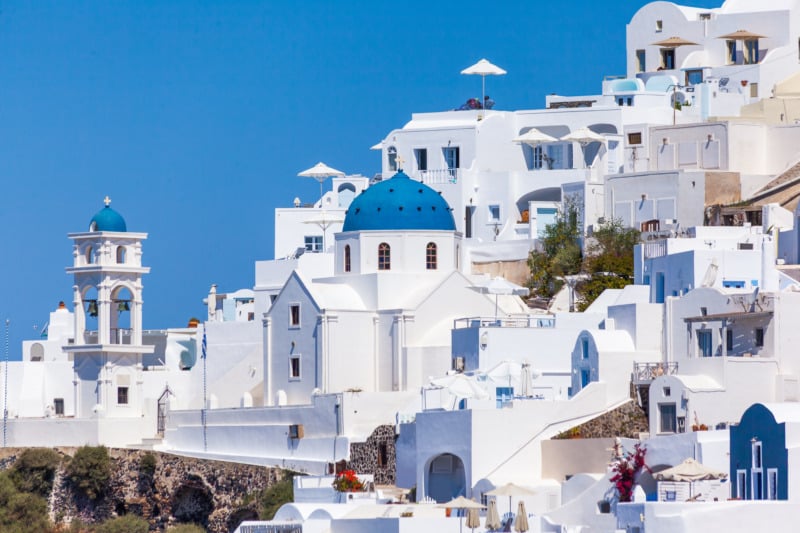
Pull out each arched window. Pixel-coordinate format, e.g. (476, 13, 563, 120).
(116, 246, 126, 264)
(426, 242, 437, 270)
(378, 243, 391, 271)
(387, 146, 398, 172)
(85, 245, 94, 265)
(344, 245, 351, 272)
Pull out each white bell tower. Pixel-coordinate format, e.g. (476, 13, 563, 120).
(64, 197, 154, 418)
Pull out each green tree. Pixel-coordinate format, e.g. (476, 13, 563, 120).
(527, 200, 582, 298)
(11, 448, 62, 497)
(67, 446, 111, 501)
(93, 515, 149, 533)
(577, 219, 640, 311)
(0, 472, 53, 532)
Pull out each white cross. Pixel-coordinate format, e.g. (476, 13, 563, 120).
(395, 155, 405, 170)
(104, 195, 111, 206)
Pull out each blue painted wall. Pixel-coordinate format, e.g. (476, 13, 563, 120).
(729, 403, 788, 500)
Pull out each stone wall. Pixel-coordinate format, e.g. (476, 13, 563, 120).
(552, 401, 649, 440)
(0, 448, 283, 532)
(347, 425, 396, 485)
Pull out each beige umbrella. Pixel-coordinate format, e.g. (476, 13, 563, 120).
(298, 162, 345, 206)
(486, 482, 536, 517)
(466, 504, 481, 532)
(514, 501, 529, 533)
(717, 29, 766, 40)
(484, 499, 501, 531)
(437, 496, 486, 533)
(651, 36, 699, 47)
(561, 128, 606, 169)
(653, 458, 728, 481)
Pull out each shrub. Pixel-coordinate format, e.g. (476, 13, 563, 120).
(93, 515, 149, 533)
(67, 446, 111, 501)
(332, 470, 364, 492)
(138, 452, 157, 478)
(0, 472, 53, 532)
(609, 443, 649, 502)
(11, 448, 61, 497)
(257, 476, 294, 520)
(167, 525, 206, 533)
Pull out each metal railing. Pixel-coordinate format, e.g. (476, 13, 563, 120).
(632, 361, 678, 382)
(453, 316, 555, 329)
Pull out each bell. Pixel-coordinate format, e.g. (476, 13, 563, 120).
(87, 300, 98, 317)
(117, 300, 130, 313)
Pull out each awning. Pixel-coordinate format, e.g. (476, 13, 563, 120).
(683, 310, 773, 323)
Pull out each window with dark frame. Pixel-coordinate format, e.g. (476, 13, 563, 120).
(290, 304, 301, 327)
(378, 243, 391, 270)
(117, 387, 129, 405)
(344, 245, 351, 272)
(54, 398, 64, 415)
(426, 242, 437, 270)
(755, 328, 764, 348)
(290, 357, 301, 379)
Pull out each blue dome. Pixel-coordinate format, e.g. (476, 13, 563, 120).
(342, 171, 456, 232)
(89, 205, 127, 232)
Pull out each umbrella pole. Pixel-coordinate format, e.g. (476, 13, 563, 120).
(481, 75, 486, 119)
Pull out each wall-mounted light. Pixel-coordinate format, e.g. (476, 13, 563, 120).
(662, 138, 669, 145)
(707, 134, 714, 142)
(641, 194, 648, 201)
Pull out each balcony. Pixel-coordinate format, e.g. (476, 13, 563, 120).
(413, 168, 460, 185)
(632, 361, 678, 385)
(453, 316, 555, 329)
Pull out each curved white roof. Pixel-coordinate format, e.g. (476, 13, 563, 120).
(756, 402, 800, 424)
(273, 503, 351, 522)
(588, 329, 635, 352)
(721, 0, 797, 12)
(672, 374, 723, 392)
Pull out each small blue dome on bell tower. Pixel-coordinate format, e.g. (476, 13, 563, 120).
(89, 196, 127, 232)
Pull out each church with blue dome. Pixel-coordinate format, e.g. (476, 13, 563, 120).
(334, 170, 462, 276)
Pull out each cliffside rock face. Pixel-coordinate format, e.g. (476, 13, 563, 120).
(552, 401, 649, 440)
(347, 424, 396, 485)
(1, 448, 283, 532)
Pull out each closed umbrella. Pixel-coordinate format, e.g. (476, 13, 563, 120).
(298, 162, 345, 206)
(514, 501, 529, 533)
(466, 504, 481, 532)
(484, 498, 501, 531)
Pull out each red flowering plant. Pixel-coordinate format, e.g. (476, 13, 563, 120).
(332, 469, 365, 492)
(609, 443, 650, 502)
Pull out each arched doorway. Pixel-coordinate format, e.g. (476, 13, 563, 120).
(426, 453, 466, 502)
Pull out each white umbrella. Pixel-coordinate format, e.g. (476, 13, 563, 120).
(560, 128, 606, 169)
(512, 128, 557, 146)
(437, 496, 486, 533)
(298, 162, 345, 206)
(302, 211, 344, 252)
(477, 277, 530, 320)
(430, 374, 489, 406)
(486, 360, 524, 389)
(461, 59, 506, 115)
(486, 483, 537, 518)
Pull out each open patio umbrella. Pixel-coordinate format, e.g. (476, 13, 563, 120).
(512, 128, 557, 146)
(486, 360, 524, 389)
(298, 162, 345, 206)
(461, 59, 506, 116)
(560, 128, 606, 169)
(484, 498, 501, 531)
(477, 277, 530, 320)
(716, 29, 765, 40)
(437, 496, 485, 533)
(514, 501, 529, 533)
(486, 483, 537, 518)
(651, 36, 698, 47)
(430, 374, 489, 407)
(302, 211, 344, 252)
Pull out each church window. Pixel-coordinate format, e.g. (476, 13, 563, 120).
(86, 245, 94, 264)
(426, 242, 437, 270)
(289, 304, 301, 327)
(344, 245, 351, 272)
(117, 387, 129, 405)
(289, 357, 301, 379)
(116, 246, 126, 263)
(54, 398, 64, 415)
(387, 146, 398, 172)
(378, 243, 391, 271)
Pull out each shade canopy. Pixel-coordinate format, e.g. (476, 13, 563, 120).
(654, 458, 728, 481)
(486, 482, 537, 497)
(302, 211, 344, 226)
(479, 277, 530, 296)
(513, 128, 558, 146)
(430, 374, 489, 400)
(461, 58, 507, 76)
(560, 127, 606, 145)
(717, 29, 766, 40)
(298, 162, 345, 180)
(437, 496, 486, 509)
(652, 36, 699, 47)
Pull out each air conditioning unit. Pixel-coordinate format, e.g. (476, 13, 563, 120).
(289, 424, 304, 439)
(453, 356, 465, 372)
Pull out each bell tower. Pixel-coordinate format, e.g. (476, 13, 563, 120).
(64, 198, 154, 418)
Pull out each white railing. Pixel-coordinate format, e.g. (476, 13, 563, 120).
(453, 316, 555, 329)
(415, 168, 460, 184)
(642, 240, 667, 259)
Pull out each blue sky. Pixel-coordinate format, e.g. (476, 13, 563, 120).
(0, 0, 719, 355)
